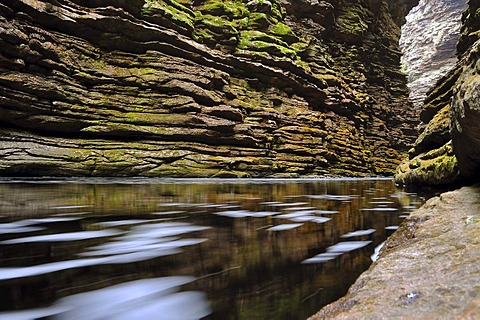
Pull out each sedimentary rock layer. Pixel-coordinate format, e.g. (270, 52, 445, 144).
(451, 39, 480, 179)
(0, 0, 418, 177)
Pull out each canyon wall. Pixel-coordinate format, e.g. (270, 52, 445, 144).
(399, 0, 466, 108)
(0, 0, 419, 177)
(312, 3, 480, 317)
(395, 0, 480, 187)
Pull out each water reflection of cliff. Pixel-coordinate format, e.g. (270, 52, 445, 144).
(0, 179, 423, 319)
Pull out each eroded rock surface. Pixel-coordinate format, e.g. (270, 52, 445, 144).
(400, 0, 466, 108)
(0, 0, 419, 177)
(311, 185, 480, 319)
(451, 40, 480, 179)
(395, 0, 480, 187)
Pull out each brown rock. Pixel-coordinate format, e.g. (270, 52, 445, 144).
(395, 141, 459, 186)
(413, 104, 451, 157)
(310, 185, 480, 319)
(0, 0, 419, 177)
(450, 41, 480, 179)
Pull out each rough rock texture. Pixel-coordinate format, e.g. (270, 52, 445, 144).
(451, 40, 480, 179)
(395, 0, 480, 186)
(458, 0, 480, 55)
(400, 0, 466, 108)
(310, 185, 480, 319)
(395, 140, 458, 186)
(0, 0, 419, 177)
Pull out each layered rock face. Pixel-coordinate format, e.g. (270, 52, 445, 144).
(0, 0, 418, 177)
(399, 0, 466, 108)
(395, 0, 480, 186)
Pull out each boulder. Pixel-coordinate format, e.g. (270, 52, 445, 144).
(395, 141, 459, 186)
(310, 185, 480, 319)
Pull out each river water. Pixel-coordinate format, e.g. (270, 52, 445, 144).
(0, 178, 424, 319)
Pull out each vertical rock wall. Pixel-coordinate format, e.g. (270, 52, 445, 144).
(400, 0, 466, 108)
(0, 0, 419, 177)
(396, 0, 480, 186)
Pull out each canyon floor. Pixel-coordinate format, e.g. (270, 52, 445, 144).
(310, 185, 480, 319)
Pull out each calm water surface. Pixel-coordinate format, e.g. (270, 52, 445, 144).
(0, 178, 425, 319)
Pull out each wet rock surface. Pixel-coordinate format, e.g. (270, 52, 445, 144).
(0, 0, 419, 177)
(310, 185, 480, 319)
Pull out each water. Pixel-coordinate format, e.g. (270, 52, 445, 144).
(0, 178, 425, 319)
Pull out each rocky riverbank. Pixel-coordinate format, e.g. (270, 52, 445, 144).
(310, 184, 480, 319)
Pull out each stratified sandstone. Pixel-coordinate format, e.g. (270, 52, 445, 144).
(311, 185, 480, 319)
(0, 0, 418, 177)
(457, 0, 480, 55)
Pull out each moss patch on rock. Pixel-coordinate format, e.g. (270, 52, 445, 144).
(395, 141, 459, 186)
(335, 3, 371, 42)
(190, 0, 308, 60)
(142, 0, 196, 34)
(413, 104, 451, 157)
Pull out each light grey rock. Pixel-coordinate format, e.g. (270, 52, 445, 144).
(400, 0, 466, 108)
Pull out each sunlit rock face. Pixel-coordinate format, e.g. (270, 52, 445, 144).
(400, 0, 467, 108)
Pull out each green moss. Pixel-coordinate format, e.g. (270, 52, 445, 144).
(174, 0, 191, 5)
(246, 0, 285, 20)
(270, 22, 291, 35)
(395, 141, 460, 186)
(193, 14, 240, 47)
(270, 1, 286, 21)
(248, 12, 276, 29)
(187, 0, 310, 62)
(238, 30, 289, 49)
(294, 59, 312, 73)
(290, 41, 309, 53)
(122, 112, 192, 125)
(336, 5, 370, 36)
(233, 17, 249, 29)
(237, 31, 296, 58)
(269, 22, 299, 44)
(198, 0, 249, 19)
(142, 0, 195, 34)
(195, 14, 238, 34)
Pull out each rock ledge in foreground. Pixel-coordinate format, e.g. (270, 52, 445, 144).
(310, 185, 480, 319)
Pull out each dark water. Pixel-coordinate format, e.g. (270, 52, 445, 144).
(0, 178, 425, 319)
